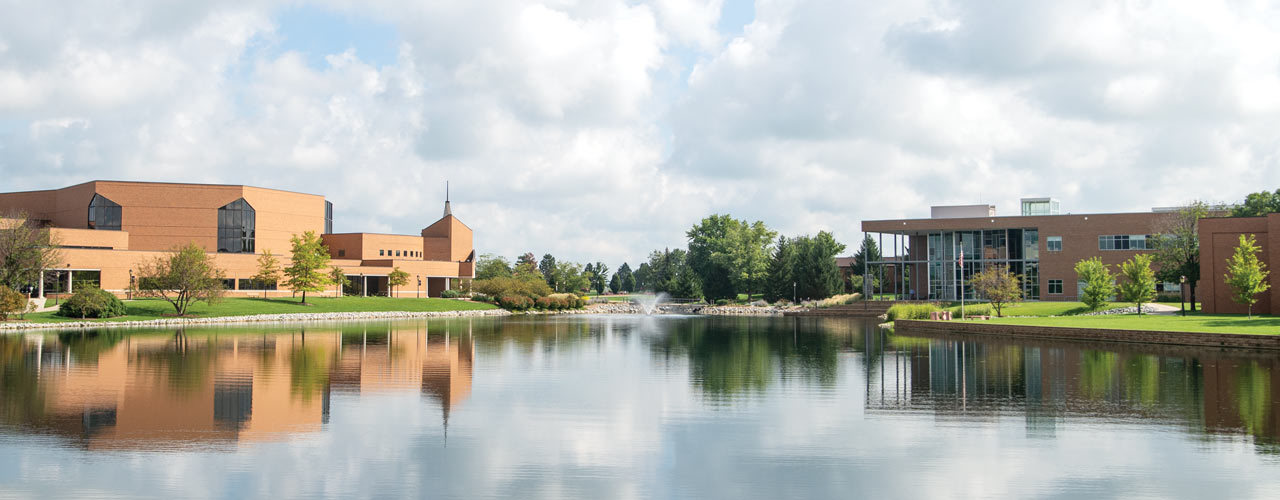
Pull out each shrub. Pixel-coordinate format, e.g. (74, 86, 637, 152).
(58, 287, 126, 319)
(948, 303, 992, 318)
(885, 303, 940, 321)
(497, 295, 533, 311)
(474, 276, 552, 300)
(548, 293, 582, 309)
(817, 293, 861, 308)
(441, 289, 462, 299)
(715, 299, 730, 306)
(471, 293, 493, 303)
(1155, 291, 1182, 303)
(0, 287, 29, 321)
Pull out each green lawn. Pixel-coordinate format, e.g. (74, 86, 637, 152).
(983, 312, 1280, 335)
(21, 296, 497, 323)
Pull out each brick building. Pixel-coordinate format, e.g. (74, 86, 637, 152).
(860, 198, 1177, 301)
(1198, 214, 1279, 314)
(0, 180, 474, 298)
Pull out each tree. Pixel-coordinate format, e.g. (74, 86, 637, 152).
(388, 267, 410, 297)
(851, 235, 881, 279)
(539, 254, 557, 289)
(516, 252, 537, 269)
(252, 250, 282, 298)
(329, 267, 350, 297)
(0, 287, 30, 320)
(765, 236, 796, 302)
(0, 213, 61, 293)
(687, 214, 775, 301)
(475, 253, 513, 280)
(634, 262, 652, 291)
(970, 265, 1022, 317)
(587, 262, 610, 294)
(623, 273, 636, 294)
(608, 272, 621, 294)
(1231, 189, 1280, 217)
(616, 263, 634, 293)
(284, 231, 333, 304)
(1074, 257, 1115, 311)
(1151, 201, 1208, 310)
(1119, 254, 1156, 315)
(1225, 234, 1271, 318)
(554, 261, 590, 293)
(136, 242, 226, 315)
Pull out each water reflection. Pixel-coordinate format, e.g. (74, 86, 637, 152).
(0, 321, 475, 450)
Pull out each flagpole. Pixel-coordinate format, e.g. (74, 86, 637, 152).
(959, 248, 965, 320)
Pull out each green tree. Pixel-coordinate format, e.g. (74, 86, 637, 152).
(475, 253, 513, 280)
(970, 265, 1023, 317)
(136, 242, 227, 315)
(516, 252, 537, 269)
(608, 272, 621, 294)
(0, 287, 30, 320)
(1225, 234, 1271, 318)
(765, 236, 796, 302)
(252, 250, 282, 298)
(794, 231, 846, 301)
(0, 213, 61, 292)
(588, 262, 610, 294)
(687, 215, 775, 301)
(634, 262, 652, 291)
(388, 267, 410, 297)
(1074, 257, 1116, 311)
(1119, 254, 1157, 315)
(329, 267, 350, 297)
(851, 235, 881, 279)
(284, 231, 333, 304)
(616, 263, 634, 293)
(623, 273, 636, 293)
(1231, 189, 1280, 217)
(554, 261, 590, 293)
(1151, 201, 1208, 310)
(539, 254, 557, 289)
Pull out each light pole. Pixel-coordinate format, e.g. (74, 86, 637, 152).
(417, 276, 422, 299)
(793, 282, 796, 304)
(1180, 275, 1187, 317)
(128, 269, 135, 301)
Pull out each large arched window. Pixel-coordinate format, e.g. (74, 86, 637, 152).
(218, 198, 255, 253)
(88, 194, 122, 230)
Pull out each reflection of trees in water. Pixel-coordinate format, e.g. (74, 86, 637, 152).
(0, 335, 45, 424)
(1237, 361, 1272, 440)
(131, 330, 217, 395)
(57, 330, 124, 365)
(650, 317, 840, 400)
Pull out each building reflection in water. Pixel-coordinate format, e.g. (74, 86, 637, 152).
(861, 325, 1280, 449)
(0, 320, 474, 450)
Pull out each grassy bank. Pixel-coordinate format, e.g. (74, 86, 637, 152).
(18, 297, 497, 324)
(982, 313, 1280, 335)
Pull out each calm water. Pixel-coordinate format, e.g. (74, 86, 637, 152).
(2, 315, 1279, 499)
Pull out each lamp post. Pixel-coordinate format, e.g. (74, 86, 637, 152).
(128, 269, 135, 301)
(417, 276, 422, 299)
(1180, 275, 1187, 317)
(793, 282, 796, 304)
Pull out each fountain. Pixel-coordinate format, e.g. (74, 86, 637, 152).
(633, 292, 669, 315)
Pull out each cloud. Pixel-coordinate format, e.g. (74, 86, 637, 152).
(2, 0, 1280, 265)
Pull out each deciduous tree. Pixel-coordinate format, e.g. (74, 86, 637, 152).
(475, 253, 513, 280)
(136, 242, 226, 315)
(1119, 254, 1156, 315)
(388, 267, 410, 297)
(1231, 189, 1280, 217)
(1151, 201, 1208, 310)
(284, 231, 333, 304)
(252, 250, 282, 298)
(1225, 234, 1271, 318)
(0, 213, 61, 293)
(329, 267, 350, 297)
(1074, 257, 1115, 311)
(970, 265, 1022, 317)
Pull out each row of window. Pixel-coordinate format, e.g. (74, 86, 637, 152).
(379, 249, 420, 258)
(1099, 234, 1153, 250)
(221, 279, 278, 290)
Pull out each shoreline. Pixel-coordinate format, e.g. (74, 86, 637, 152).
(894, 319, 1280, 351)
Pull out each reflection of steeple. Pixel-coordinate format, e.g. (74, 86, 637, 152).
(421, 328, 473, 440)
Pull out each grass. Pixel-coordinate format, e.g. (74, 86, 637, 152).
(19, 296, 497, 324)
(983, 312, 1280, 335)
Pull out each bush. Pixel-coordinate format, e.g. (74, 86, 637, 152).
(441, 289, 462, 299)
(715, 299, 731, 306)
(0, 287, 30, 321)
(548, 293, 584, 309)
(497, 295, 533, 311)
(58, 287, 126, 319)
(885, 303, 940, 321)
(947, 303, 992, 318)
(474, 276, 552, 300)
(1155, 292, 1182, 303)
(471, 293, 493, 303)
(817, 293, 861, 308)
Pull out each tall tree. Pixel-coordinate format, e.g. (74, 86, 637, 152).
(634, 262, 652, 291)
(623, 273, 636, 293)
(608, 272, 621, 294)
(475, 253, 513, 280)
(1075, 257, 1116, 311)
(539, 254, 557, 289)
(136, 242, 226, 315)
(516, 252, 537, 269)
(1151, 201, 1208, 310)
(1225, 234, 1271, 318)
(851, 235, 881, 279)
(765, 236, 795, 302)
(588, 262, 610, 294)
(284, 231, 333, 304)
(1119, 254, 1156, 315)
(252, 250, 282, 298)
(687, 214, 774, 301)
(554, 261, 590, 293)
(616, 263, 634, 293)
(0, 213, 60, 292)
(970, 265, 1022, 317)
(1231, 189, 1280, 217)
(730, 221, 777, 299)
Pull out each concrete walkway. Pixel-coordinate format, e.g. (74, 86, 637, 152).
(1146, 303, 1182, 315)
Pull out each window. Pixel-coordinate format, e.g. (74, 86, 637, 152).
(396, 250, 401, 257)
(238, 278, 277, 290)
(222, 279, 236, 290)
(338, 249, 346, 257)
(88, 194, 122, 230)
(1047, 236, 1062, 252)
(1099, 234, 1153, 250)
(217, 199, 255, 253)
(324, 201, 334, 234)
(1048, 279, 1063, 294)
(379, 249, 384, 256)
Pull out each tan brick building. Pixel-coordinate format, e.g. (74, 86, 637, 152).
(0, 180, 474, 298)
(1198, 214, 1279, 314)
(861, 198, 1177, 301)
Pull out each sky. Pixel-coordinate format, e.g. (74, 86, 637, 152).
(2, 0, 1279, 266)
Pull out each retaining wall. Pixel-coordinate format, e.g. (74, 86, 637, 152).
(894, 319, 1280, 351)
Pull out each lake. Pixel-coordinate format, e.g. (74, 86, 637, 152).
(1, 315, 1278, 499)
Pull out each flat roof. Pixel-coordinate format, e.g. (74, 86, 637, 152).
(0, 180, 325, 198)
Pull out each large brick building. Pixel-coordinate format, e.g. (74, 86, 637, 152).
(860, 198, 1177, 301)
(0, 180, 474, 298)
(1198, 214, 1279, 314)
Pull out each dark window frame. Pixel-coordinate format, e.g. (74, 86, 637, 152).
(218, 198, 256, 253)
(88, 194, 122, 231)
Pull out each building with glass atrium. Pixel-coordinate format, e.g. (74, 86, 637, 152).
(860, 198, 1168, 301)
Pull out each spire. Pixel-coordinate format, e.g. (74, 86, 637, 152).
(442, 181, 452, 218)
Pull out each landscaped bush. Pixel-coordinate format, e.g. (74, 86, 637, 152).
(1155, 292, 1182, 303)
(715, 299, 730, 306)
(471, 293, 493, 303)
(947, 303, 993, 318)
(440, 289, 463, 299)
(885, 303, 940, 321)
(0, 287, 31, 321)
(817, 293, 861, 308)
(497, 295, 533, 311)
(474, 277, 552, 300)
(548, 293, 585, 309)
(58, 287, 126, 319)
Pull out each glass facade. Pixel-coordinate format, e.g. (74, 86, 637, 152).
(218, 199, 256, 253)
(325, 201, 334, 234)
(1099, 234, 1152, 250)
(924, 228, 1040, 301)
(88, 194, 122, 230)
